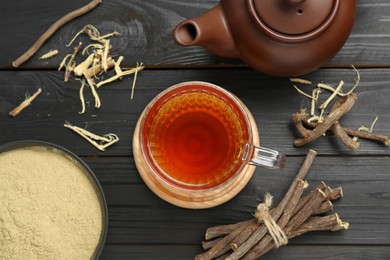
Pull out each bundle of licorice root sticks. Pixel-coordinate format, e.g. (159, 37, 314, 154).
(195, 150, 348, 260)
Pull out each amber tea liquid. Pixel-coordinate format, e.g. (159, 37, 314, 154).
(143, 86, 250, 189)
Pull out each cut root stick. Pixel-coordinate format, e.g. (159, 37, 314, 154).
(9, 88, 42, 117)
(196, 150, 318, 260)
(196, 150, 349, 260)
(12, 0, 102, 67)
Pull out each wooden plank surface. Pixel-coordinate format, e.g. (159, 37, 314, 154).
(85, 156, 390, 245)
(101, 245, 390, 260)
(1, 69, 389, 155)
(1, 0, 390, 259)
(1, 0, 390, 68)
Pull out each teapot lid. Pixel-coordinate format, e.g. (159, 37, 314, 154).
(248, 0, 339, 42)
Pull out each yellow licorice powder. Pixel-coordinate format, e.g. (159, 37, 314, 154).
(0, 147, 103, 260)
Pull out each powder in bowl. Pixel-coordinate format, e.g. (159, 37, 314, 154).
(0, 143, 106, 259)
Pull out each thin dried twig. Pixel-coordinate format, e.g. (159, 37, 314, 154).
(82, 43, 104, 55)
(319, 80, 344, 110)
(101, 39, 110, 72)
(58, 54, 72, 71)
(64, 42, 83, 82)
(131, 62, 143, 99)
(85, 76, 101, 108)
(67, 24, 100, 47)
(317, 65, 360, 97)
(76, 78, 86, 114)
(12, 0, 102, 67)
(290, 78, 312, 85)
(96, 62, 144, 88)
(292, 85, 314, 99)
(96, 31, 121, 41)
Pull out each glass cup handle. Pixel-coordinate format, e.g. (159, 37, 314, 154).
(248, 146, 286, 169)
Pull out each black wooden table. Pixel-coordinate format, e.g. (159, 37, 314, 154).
(1, 1, 389, 259)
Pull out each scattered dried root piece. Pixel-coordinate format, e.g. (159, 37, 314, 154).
(83, 56, 115, 78)
(290, 78, 312, 85)
(9, 88, 42, 117)
(64, 121, 119, 151)
(294, 109, 390, 149)
(85, 76, 101, 108)
(12, 0, 102, 67)
(39, 49, 59, 60)
(74, 53, 94, 77)
(90, 49, 103, 77)
(76, 79, 86, 114)
(67, 24, 101, 47)
(114, 56, 124, 76)
(317, 64, 360, 97)
(64, 42, 83, 82)
(319, 81, 344, 110)
(96, 61, 144, 88)
(344, 127, 390, 146)
(290, 66, 389, 150)
(292, 85, 314, 100)
(67, 24, 120, 46)
(310, 88, 321, 116)
(95, 31, 121, 42)
(294, 93, 357, 147)
(58, 54, 72, 71)
(61, 23, 144, 114)
(101, 39, 110, 72)
(352, 115, 378, 142)
(131, 62, 144, 99)
(82, 43, 104, 55)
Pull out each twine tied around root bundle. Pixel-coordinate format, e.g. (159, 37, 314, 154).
(254, 193, 288, 248)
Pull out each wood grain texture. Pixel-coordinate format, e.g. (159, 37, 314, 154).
(1, 0, 390, 259)
(100, 245, 390, 260)
(1, 0, 390, 68)
(85, 156, 390, 245)
(1, 69, 389, 156)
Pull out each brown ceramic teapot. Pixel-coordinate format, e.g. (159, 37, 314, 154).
(173, 0, 356, 77)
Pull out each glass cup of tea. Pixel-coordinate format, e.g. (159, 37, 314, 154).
(133, 81, 285, 209)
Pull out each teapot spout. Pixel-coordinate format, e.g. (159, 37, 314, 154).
(173, 5, 238, 58)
